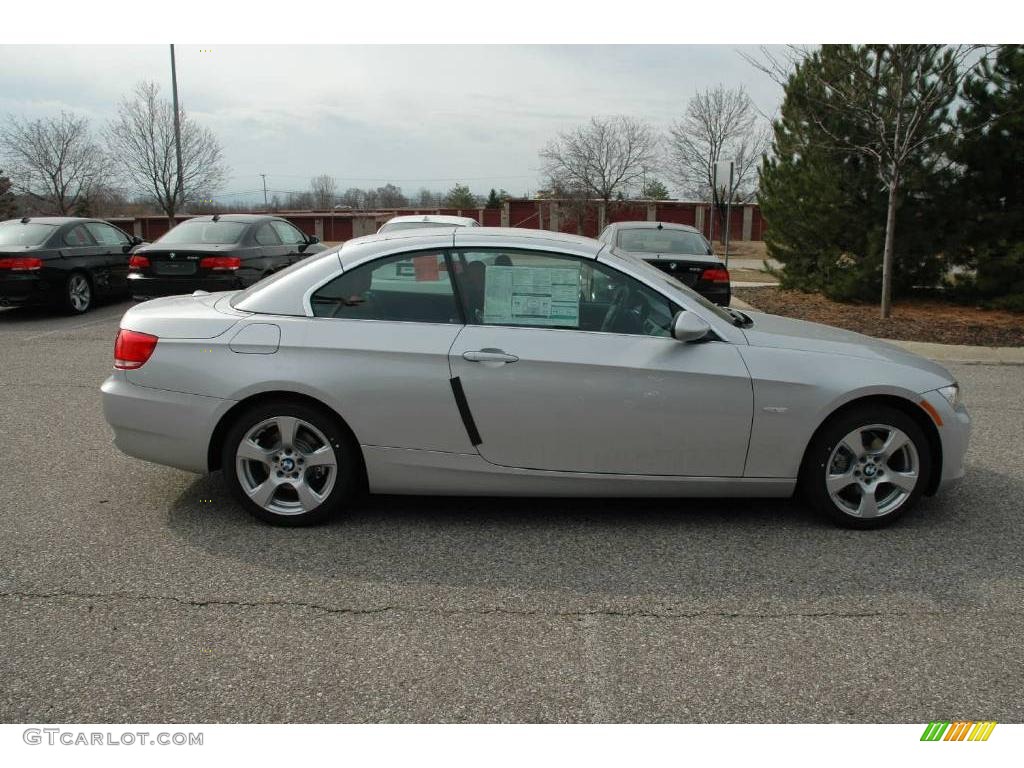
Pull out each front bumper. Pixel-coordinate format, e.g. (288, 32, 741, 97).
(101, 371, 232, 473)
(128, 272, 244, 299)
(921, 388, 971, 493)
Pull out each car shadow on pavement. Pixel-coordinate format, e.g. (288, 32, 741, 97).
(163, 466, 1022, 604)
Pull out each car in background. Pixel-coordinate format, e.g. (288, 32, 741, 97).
(128, 214, 325, 301)
(378, 214, 480, 234)
(0, 216, 144, 314)
(598, 221, 731, 306)
(101, 227, 969, 530)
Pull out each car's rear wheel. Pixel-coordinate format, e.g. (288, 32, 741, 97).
(801, 405, 932, 529)
(222, 400, 358, 526)
(63, 272, 92, 314)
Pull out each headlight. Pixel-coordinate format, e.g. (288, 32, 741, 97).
(937, 383, 961, 409)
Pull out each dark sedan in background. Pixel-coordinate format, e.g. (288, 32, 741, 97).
(128, 214, 326, 300)
(0, 216, 144, 314)
(598, 221, 731, 306)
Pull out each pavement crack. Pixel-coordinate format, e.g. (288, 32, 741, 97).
(1, 589, 1019, 621)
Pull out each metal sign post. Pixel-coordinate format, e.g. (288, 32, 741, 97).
(713, 159, 735, 269)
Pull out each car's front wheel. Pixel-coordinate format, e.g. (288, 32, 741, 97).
(801, 405, 932, 529)
(222, 400, 358, 526)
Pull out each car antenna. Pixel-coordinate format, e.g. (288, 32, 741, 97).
(21, 217, 30, 224)
(212, 214, 220, 222)
(656, 222, 663, 229)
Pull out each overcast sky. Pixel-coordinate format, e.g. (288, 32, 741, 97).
(0, 45, 784, 202)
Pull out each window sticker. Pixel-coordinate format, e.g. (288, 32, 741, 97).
(483, 264, 581, 327)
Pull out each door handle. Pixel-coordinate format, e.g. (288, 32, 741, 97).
(463, 348, 519, 364)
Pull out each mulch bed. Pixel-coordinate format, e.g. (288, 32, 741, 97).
(733, 287, 1024, 347)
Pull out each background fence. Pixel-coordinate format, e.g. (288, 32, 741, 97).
(107, 199, 765, 244)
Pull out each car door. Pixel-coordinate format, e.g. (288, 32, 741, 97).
(60, 223, 106, 287)
(302, 249, 471, 453)
(270, 219, 312, 265)
(84, 221, 133, 295)
(448, 247, 753, 477)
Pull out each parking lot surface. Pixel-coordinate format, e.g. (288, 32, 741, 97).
(1, 301, 1022, 722)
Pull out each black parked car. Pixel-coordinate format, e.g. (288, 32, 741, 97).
(597, 221, 731, 306)
(0, 217, 144, 314)
(128, 214, 326, 300)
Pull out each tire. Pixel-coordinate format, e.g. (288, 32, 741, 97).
(221, 399, 359, 526)
(62, 271, 92, 314)
(800, 404, 932, 529)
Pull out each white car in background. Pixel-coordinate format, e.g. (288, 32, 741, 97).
(378, 214, 480, 233)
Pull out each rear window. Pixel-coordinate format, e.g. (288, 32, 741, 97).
(157, 220, 248, 245)
(616, 228, 710, 255)
(379, 221, 458, 233)
(0, 222, 57, 246)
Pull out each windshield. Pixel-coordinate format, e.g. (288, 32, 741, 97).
(0, 222, 57, 247)
(616, 228, 710, 255)
(609, 246, 738, 326)
(156, 220, 248, 245)
(379, 221, 458, 233)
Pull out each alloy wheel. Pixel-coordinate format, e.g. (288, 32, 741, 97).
(68, 274, 91, 312)
(825, 423, 920, 518)
(235, 416, 338, 516)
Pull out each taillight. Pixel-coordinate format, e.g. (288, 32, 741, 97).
(0, 257, 43, 271)
(701, 267, 731, 284)
(128, 254, 150, 270)
(114, 329, 158, 370)
(200, 256, 241, 271)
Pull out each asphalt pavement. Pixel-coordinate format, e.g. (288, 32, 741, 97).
(1, 300, 1022, 723)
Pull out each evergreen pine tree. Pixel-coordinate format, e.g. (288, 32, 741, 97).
(953, 44, 1024, 309)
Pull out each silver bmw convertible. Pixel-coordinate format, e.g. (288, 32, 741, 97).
(101, 227, 970, 528)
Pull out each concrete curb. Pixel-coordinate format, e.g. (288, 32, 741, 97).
(880, 339, 1024, 365)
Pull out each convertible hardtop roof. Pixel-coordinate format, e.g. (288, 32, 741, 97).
(233, 227, 609, 316)
(339, 226, 607, 268)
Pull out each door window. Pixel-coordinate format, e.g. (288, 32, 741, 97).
(270, 220, 308, 245)
(63, 225, 96, 247)
(255, 223, 282, 246)
(85, 222, 131, 246)
(310, 251, 460, 324)
(452, 249, 678, 337)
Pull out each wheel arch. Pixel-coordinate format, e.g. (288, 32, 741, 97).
(801, 393, 944, 496)
(207, 389, 367, 492)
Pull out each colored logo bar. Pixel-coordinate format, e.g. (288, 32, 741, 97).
(921, 721, 997, 741)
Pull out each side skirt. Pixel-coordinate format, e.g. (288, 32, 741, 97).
(362, 445, 796, 498)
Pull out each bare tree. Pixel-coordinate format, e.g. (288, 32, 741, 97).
(310, 174, 337, 209)
(106, 81, 228, 225)
(416, 188, 440, 207)
(375, 183, 408, 208)
(666, 86, 769, 239)
(748, 45, 985, 317)
(0, 112, 109, 214)
(540, 115, 657, 227)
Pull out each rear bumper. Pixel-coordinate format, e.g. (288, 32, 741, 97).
(101, 371, 231, 473)
(128, 272, 244, 299)
(643, 261, 731, 306)
(0, 273, 58, 306)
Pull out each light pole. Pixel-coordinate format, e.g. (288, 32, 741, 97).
(261, 174, 268, 209)
(169, 45, 185, 218)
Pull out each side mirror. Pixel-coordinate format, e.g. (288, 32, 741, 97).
(307, 235, 320, 245)
(671, 310, 711, 343)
